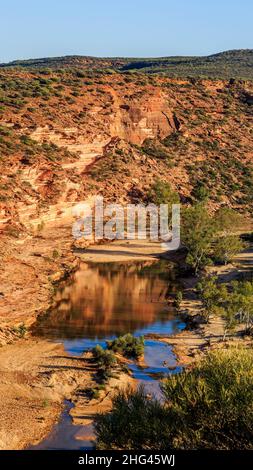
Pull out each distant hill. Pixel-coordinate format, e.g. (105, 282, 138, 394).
(1, 49, 253, 79)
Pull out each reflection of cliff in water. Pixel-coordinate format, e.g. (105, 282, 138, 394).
(34, 260, 179, 339)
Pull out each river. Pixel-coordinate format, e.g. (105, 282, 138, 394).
(30, 259, 185, 450)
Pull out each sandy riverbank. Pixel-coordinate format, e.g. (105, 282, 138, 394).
(0, 337, 135, 450)
(75, 238, 168, 263)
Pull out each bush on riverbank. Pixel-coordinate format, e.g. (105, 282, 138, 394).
(95, 347, 253, 450)
(107, 333, 144, 358)
(181, 204, 245, 273)
(197, 276, 253, 335)
(213, 234, 245, 265)
(92, 344, 117, 381)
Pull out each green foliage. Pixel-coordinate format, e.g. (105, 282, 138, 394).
(182, 205, 244, 272)
(147, 179, 179, 206)
(2, 50, 253, 79)
(95, 385, 168, 449)
(95, 348, 253, 450)
(197, 276, 253, 335)
(215, 207, 244, 233)
(37, 220, 45, 233)
(107, 334, 144, 358)
(162, 347, 253, 449)
(192, 182, 210, 202)
(89, 150, 132, 181)
(140, 139, 173, 165)
(174, 291, 183, 309)
(14, 323, 27, 338)
(182, 204, 215, 273)
(52, 249, 60, 259)
(196, 276, 227, 321)
(227, 280, 253, 334)
(92, 345, 117, 381)
(213, 235, 245, 265)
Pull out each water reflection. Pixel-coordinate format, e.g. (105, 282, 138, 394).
(34, 260, 181, 342)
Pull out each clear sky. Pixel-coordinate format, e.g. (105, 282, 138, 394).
(0, 0, 252, 62)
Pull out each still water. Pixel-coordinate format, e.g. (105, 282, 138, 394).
(31, 260, 185, 450)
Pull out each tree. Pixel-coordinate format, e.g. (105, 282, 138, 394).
(197, 277, 253, 337)
(174, 291, 183, 309)
(213, 235, 245, 265)
(181, 204, 216, 273)
(147, 179, 179, 206)
(196, 275, 227, 321)
(107, 334, 144, 358)
(228, 280, 253, 334)
(192, 182, 210, 202)
(181, 205, 244, 272)
(214, 207, 244, 234)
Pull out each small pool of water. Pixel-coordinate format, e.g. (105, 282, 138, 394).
(129, 340, 181, 399)
(29, 401, 95, 450)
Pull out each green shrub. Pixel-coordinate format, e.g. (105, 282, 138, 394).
(174, 291, 183, 309)
(92, 345, 117, 381)
(107, 334, 144, 358)
(95, 347, 253, 450)
(147, 179, 179, 206)
(52, 249, 60, 259)
(192, 182, 210, 202)
(213, 235, 245, 265)
(14, 323, 27, 338)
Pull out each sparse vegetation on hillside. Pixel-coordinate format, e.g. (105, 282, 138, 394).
(1, 49, 253, 80)
(0, 68, 252, 235)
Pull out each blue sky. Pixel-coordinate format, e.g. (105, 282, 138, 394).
(0, 0, 252, 62)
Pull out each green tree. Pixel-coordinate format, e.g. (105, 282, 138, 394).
(182, 204, 216, 273)
(215, 207, 244, 234)
(228, 280, 253, 334)
(196, 276, 227, 321)
(147, 179, 179, 206)
(192, 182, 210, 202)
(213, 235, 245, 265)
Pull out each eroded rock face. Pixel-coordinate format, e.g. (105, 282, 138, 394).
(2, 87, 177, 229)
(108, 89, 176, 144)
(30, 89, 176, 150)
(0, 72, 252, 235)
